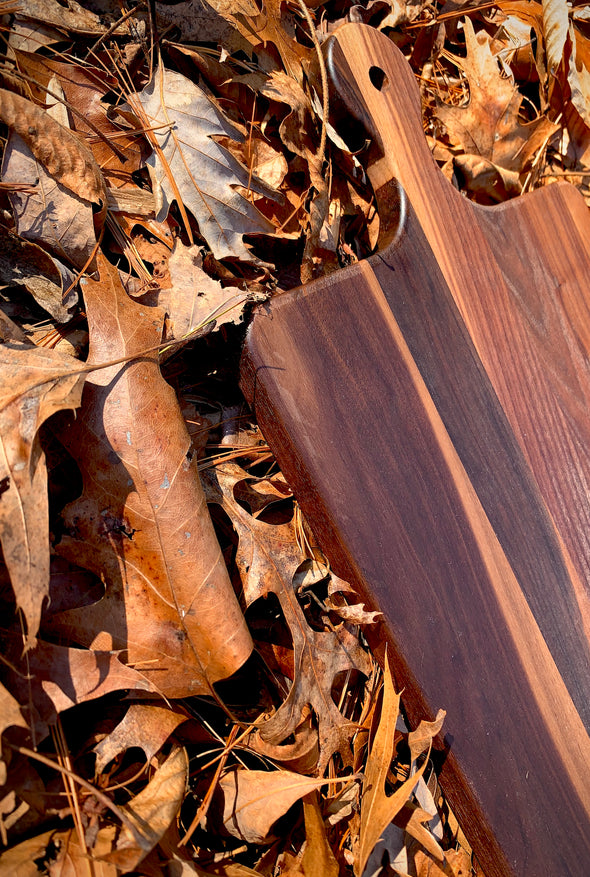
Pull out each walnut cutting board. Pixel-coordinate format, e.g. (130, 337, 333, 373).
(240, 23, 590, 877)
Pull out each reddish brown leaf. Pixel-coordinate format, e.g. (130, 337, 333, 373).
(49, 254, 252, 697)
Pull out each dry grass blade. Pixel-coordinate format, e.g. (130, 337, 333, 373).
(0, 87, 106, 219)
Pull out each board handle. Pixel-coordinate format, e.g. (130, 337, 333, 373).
(325, 23, 465, 248)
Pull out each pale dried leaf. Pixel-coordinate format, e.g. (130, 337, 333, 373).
(0, 681, 27, 768)
(47, 827, 118, 877)
(94, 704, 188, 773)
(217, 767, 327, 843)
(160, 241, 248, 338)
(105, 747, 188, 871)
(49, 255, 253, 697)
(0, 88, 106, 216)
(542, 0, 569, 72)
(3, 132, 97, 271)
(436, 18, 553, 174)
(227, 0, 313, 83)
(0, 343, 85, 646)
(0, 830, 55, 877)
(129, 65, 273, 262)
(17, 0, 122, 35)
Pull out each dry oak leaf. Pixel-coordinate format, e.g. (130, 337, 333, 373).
(1, 634, 156, 740)
(355, 659, 445, 876)
(301, 790, 339, 877)
(0, 87, 106, 223)
(94, 704, 188, 773)
(215, 767, 329, 844)
(224, 0, 313, 83)
(436, 18, 555, 175)
(16, 0, 127, 36)
(0, 682, 27, 780)
(203, 462, 372, 770)
(13, 51, 142, 181)
(128, 65, 274, 262)
(49, 253, 252, 698)
(0, 343, 86, 647)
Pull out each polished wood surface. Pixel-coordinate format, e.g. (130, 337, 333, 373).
(240, 23, 590, 876)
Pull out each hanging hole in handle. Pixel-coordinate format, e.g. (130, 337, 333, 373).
(369, 66, 389, 91)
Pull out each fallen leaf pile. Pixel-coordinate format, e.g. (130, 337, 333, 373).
(0, 0, 587, 873)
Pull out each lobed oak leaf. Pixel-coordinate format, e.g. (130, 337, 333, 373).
(128, 65, 275, 262)
(0, 343, 86, 647)
(436, 18, 555, 177)
(355, 661, 445, 876)
(160, 241, 249, 340)
(48, 254, 253, 698)
(203, 462, 372, 770)
(225, 0, 313, 84)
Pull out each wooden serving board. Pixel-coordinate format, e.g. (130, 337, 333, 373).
(240, 23, 590, 876)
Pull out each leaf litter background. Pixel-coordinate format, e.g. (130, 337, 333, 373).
(0, 0, 587, 874)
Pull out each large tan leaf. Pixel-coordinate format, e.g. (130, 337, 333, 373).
(49, 254, 252, 697)
(0, 343, 85, 646)
(216, 767, 327, 843)
(204, 462, 372, 770)
(128, 65, 274, 262)
(355, 661, 445, 876)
